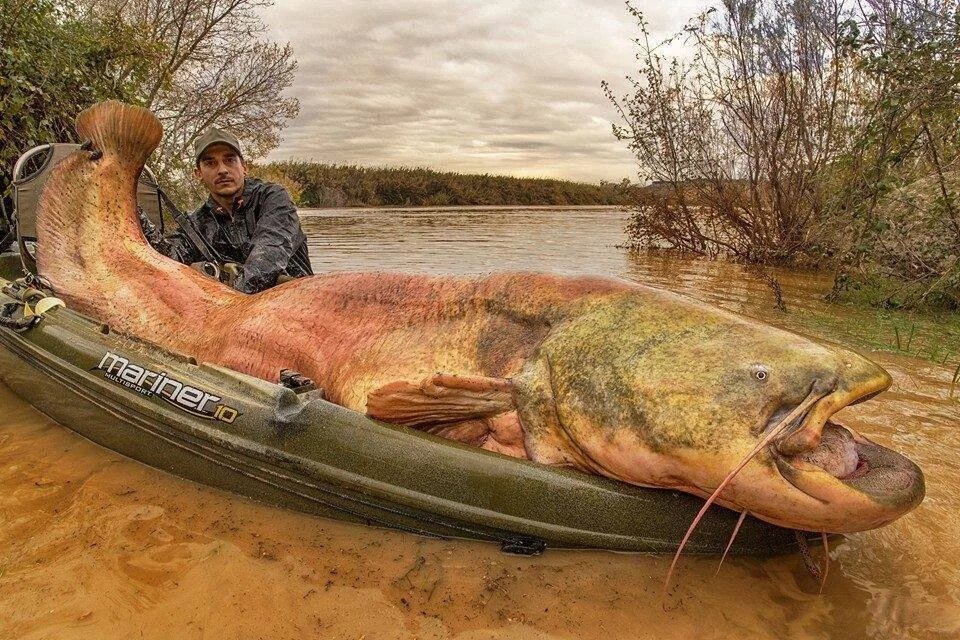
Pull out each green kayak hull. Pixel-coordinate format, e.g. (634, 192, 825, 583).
(0, 252, 813, 555)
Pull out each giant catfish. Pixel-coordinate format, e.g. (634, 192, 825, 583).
(36, 101, 924, 544)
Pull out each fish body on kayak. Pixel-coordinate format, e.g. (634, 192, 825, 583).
(34, 101, 924, 535)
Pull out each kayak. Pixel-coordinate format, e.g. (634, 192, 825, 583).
(0, 251, 813, 554)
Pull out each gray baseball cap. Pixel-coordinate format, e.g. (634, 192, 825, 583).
(194, 127, 243, 165)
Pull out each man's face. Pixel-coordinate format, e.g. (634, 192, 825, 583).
(194, 143, 247, 199)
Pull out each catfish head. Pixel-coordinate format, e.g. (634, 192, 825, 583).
(512, 290, 925, 534)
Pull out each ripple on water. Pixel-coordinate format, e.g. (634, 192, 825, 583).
(1, 206, 958, 639)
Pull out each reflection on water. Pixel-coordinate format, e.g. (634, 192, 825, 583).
(1, 206, 957, 639)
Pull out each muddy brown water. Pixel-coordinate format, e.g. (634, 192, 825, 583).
(1, 206, 957, 639)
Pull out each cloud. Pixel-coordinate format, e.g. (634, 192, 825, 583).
(259, 0, 706, 182)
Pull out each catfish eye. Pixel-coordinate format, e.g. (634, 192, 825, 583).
(755, 368, 768, 381)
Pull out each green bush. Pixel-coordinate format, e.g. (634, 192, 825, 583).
(0, 0, 149, 202)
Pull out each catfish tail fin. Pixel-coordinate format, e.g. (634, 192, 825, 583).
(75, 100, 162, 166)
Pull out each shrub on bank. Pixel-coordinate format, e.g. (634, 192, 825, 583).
(607, 0, 960, 310)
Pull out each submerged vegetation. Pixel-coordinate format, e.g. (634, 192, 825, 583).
(250, 162, 638, 208)
(606, 0, 960, 312)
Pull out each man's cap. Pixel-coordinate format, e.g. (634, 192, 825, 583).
(194, 127, 243, 165)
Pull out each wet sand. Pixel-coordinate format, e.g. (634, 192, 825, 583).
(1, 207, 957, 639)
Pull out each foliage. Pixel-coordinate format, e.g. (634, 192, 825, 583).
(827, 0, 960, 309)
(0, 0, 298, 218)
(247, 163, 304, 205)
(256, 162, 640, 208)
(605, 0, 855, 264)
(607, 0, 960, 309)
(0, 0, 148, 205)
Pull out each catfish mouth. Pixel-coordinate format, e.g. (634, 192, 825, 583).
(774, 420, 917, 485)
(779, 421, 863, 479)
(772, 421, 924, 525)
(766, 388, 925, 529)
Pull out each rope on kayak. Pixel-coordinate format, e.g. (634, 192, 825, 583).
(0, 293, 64, 333)
(24, 272, 55, 292)
(0, 302, 39, 332)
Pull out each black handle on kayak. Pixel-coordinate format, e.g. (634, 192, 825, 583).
(0, 302, 40, 331)
(500, 536, 547, 556)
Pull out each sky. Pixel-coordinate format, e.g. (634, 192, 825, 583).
(259, 1, 706, 183)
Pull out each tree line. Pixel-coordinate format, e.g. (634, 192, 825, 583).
(251, 162, 638, 208)
(606, 0, 960, 310)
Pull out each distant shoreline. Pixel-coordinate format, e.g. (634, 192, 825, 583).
(253, 162, 639, 208)
(298, 204, 627, 216)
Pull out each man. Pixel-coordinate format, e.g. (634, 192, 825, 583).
(144, 127, 312, 294)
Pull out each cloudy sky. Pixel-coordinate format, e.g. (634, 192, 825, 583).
(260, 1, 706, 183)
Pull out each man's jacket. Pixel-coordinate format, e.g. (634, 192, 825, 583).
(145, 178, 313, 294)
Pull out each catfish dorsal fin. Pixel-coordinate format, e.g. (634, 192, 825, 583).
(75, 101, 163, 166)
(366, 373, 514, 428)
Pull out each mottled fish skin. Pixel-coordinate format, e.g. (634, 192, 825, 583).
(36, 102, 924, 533)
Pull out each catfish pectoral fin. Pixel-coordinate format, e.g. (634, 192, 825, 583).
(365, 372, 515, 428)
(366, 373, 527, 458)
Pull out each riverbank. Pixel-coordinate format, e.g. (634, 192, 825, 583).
(634, 247, 960, 370)
(252, 162, 640, 208)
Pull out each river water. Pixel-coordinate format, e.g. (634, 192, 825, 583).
(1, 206, 957, 639)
